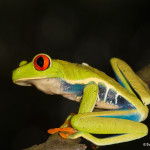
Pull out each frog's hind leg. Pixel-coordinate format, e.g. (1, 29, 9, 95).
(110, 58, 150, 105)
(68, 110, 148, 146)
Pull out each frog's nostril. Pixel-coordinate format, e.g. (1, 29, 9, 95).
(19, 61, 28, 67)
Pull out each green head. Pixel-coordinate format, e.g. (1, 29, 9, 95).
(12, 53, 63, 86)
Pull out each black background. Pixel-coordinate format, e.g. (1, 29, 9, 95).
(1, 0, 150, 150)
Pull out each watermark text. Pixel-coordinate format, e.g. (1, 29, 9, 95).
(143, 143, 150, 146)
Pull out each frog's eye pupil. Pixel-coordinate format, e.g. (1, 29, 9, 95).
(34, 54, 50, 71)
(37, 57, 44, 67)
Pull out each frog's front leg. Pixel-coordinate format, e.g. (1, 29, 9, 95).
(48, 83, 98, 136)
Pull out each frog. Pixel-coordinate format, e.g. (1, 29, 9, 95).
(12, 53, 150, 146)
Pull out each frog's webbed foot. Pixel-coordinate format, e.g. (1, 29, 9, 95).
(47, 113, 77, 138)
(48, 127, 78, 138)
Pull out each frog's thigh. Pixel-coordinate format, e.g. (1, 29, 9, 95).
(70, 112, 148, 146)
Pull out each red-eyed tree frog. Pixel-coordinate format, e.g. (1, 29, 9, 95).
(12, 54, 150, 146)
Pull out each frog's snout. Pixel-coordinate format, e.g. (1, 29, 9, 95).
(19, 61, 28, 67)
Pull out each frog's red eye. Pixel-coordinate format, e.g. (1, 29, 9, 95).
(34, 54, 50, 71)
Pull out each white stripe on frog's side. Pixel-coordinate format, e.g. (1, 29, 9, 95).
(104, 88, 109, 103)
(115, 94, 119, 104)
(95, 90, 120, 109)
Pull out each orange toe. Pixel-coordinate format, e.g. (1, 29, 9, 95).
(60, 127, 77, 133)
(48, 128, 62, 134)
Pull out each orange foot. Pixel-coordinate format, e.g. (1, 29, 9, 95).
(48, 127, 78, 138)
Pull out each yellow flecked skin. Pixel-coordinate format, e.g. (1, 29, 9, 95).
(12, 54, 150, 146)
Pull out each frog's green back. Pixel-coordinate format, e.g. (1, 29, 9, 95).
(53, 59, 108, 81)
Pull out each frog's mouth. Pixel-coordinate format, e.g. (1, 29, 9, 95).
(13, 77, 46, 86)
(13, 79, 34, 86)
